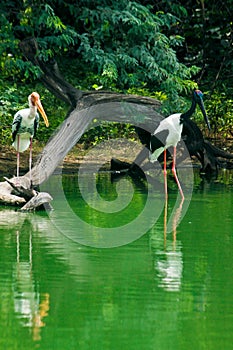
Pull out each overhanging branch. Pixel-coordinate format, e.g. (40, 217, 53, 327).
(19, 37, 82, 107)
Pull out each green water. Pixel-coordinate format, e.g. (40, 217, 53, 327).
(0, 170, 233, 350)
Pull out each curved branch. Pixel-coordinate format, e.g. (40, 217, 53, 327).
(19, 38, 82, 107)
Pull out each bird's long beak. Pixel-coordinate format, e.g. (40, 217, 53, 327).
(36, 99, 49, 127)
(199, 99, 211, 131)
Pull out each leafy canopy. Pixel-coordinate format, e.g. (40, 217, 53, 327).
(1, 0, 232, 144)
(1, 0, 198, 100)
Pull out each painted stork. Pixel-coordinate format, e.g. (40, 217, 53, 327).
(12, 92, 49, 181)
(149, 89, 210, 199)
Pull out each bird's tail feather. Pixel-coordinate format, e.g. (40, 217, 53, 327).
(149, 146, 165, 163)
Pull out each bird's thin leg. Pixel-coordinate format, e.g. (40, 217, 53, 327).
(16, 135, 20, 178)
(164, 197, 168, 248)
(163, 149, 168, 199)
(172, 147, 185, 199)
(29, 137, 33, 185)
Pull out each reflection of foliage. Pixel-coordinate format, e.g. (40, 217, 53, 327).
(62, 173, 147, 228)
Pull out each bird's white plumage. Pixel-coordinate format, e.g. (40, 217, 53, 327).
(149, 147, 164, 163)
(153, 113, 183, 146)
(150, 113, 183, 162)
(12, 132, 31, 153)
(12, 107, 38, 152)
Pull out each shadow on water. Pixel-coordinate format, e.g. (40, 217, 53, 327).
(0, 168, 233, 349)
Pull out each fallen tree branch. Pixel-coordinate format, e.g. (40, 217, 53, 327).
(4, 177, 36, 199)
(20, 192, 53, 211)
(0, 177, 52, 210)
(0, 181, 26, 206)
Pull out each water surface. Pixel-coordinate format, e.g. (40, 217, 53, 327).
(0, 169, 233, 349)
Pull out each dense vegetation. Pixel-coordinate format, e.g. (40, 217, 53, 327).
(0, 0, 232, 147)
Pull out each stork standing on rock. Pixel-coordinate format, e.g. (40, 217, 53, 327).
(149, 89, 211, 199)
(12, 92, 49, 182)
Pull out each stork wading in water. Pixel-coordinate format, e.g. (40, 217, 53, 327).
(12, 92, 49, 182)
(149, 89, 211, 199)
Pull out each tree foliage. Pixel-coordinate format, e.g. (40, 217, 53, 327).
(1, 0, 199, 96)
(0, 0, 232, 146)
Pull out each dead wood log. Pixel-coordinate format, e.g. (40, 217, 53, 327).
(0, 176, 52, 210)
(0, 181, 26, 206)
(20, 192, 53, 211)
(4, 177, 36, 199)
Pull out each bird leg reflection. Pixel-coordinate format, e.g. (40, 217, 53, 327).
(163, 149, 168, 200)
(164, 197, 184, 248)
(164, 198, 168, 249)
(172, 197, 184, 245)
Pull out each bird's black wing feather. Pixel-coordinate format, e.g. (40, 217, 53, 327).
(150, 129, 169, 152)
(134, 127, 151, 148)
(12, 114, 22, 142)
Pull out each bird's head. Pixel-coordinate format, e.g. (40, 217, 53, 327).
(29, 92, 49, 127)
(193, 89, 211, 131)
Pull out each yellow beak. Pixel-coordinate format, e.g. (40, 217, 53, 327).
(36, 99, 49, 127)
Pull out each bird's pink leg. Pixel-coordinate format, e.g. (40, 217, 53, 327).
(29, 137, 33, 184)
(164, 196, 168, 248)
(164, 149, 168, 199)
(172, 147, 184, 200)
(16, 135, 20, 178)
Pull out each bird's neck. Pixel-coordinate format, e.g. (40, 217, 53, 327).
(180, 98, 196, 123)
(29, 105, 37, 118)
